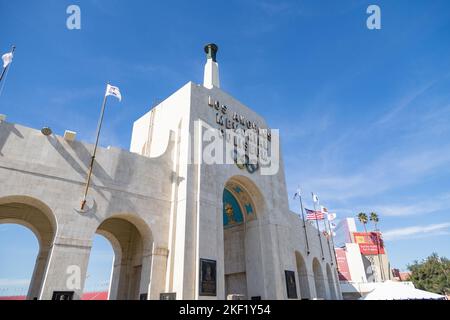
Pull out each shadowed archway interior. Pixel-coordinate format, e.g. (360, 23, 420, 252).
(326, 263, 337, 300)
(313, 258, 327, 299)
(222, 178, 264, 300)
(295, 251, 311, 299)
(94, 215, 153, 300)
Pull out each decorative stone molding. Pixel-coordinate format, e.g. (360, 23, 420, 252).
(53, 236, 92, 249)
(152, 246, 169, 257)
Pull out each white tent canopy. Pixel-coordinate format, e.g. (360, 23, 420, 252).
(362, 281, 446, 300)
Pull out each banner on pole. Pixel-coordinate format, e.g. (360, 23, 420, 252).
(353, 232, 385, 255)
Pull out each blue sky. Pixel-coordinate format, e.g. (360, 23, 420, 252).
(1, 0, 450, 295)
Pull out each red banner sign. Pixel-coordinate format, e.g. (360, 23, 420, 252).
(335, 248, 352, 281)
(353, 232, 385, 255)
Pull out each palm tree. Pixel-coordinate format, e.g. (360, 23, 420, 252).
(370, 212, 379, 231)
(369, 212, 385, 280)
(357, 212, 368, 232)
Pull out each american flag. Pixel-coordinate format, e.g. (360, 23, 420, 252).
(305, 209, 324, 220)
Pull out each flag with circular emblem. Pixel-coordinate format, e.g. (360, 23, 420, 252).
(105, 84, 122, 101)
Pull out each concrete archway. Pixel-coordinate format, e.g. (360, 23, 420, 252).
(93, 214, 153, 300)
(222, 176, 266, 300)
(0, 196, 56, 300)
(295, 251, 311, 299)
(312, 258, 327, 299)
(326, 263, 337, 300)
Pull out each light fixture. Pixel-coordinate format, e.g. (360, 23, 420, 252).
(64, 130, 76, 141)
(41, 127, 52, 136)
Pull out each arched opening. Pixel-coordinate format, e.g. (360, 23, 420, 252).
(295, 251, 311, 299)
(92, 214, 153, 300)
(312, 258, 326, 299)
(0, 197, 56, 300)
(83, 234, 114, 300)
(0, 224, 39, 299)
(326, 263, 337, 300)
(222, 177, 264, 300)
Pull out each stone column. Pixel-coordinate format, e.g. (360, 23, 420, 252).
(308, 273, 317, 299)
(26, 246, 51, 300)
(334, 269, 343, 300)
(324, 274, 332, 300)
(107, 256, 122, 300)
(298, 272, 311, 299)
(147, 246, 168, 300)
(39, 237, 92, 300)
(135, 247, 152, 299)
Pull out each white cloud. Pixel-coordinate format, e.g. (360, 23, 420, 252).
(0, 278, 30, 287)
(383, 222, 450, 241)
(375, 80, 436, 126)
(297, 146, 450, 203)
(284, 75, 450, 211)
(373, 193, 450, 216)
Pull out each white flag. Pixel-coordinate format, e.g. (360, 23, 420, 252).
(329, 222, 337, 229)
(105, 84, 122, 101)
(2, 52, 13, 68)
(312, 193, 319, 203)
(327, 213, 337, 221)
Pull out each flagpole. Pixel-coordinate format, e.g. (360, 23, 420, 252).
(0, 64, 7, 83)
(323, 214, 334, 265)
(0, 45, 15, 84)
(80, 85, 109, 211)
(326, 218, 338, 266)
(312, 193, 325, 260)
(298, 194, 310, 255)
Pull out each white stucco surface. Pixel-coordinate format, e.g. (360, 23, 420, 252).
(0, 52, 342, 300)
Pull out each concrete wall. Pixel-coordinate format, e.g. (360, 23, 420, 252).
(184, 84, 342, 300)
(0, 79, 343, 300)
(339, 243, 393, 299)
(345, 243, 368, 283)
(0, 121, 175, 299)
(129, 82, 342, 300)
